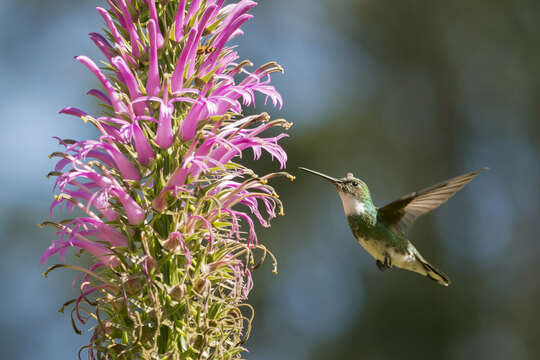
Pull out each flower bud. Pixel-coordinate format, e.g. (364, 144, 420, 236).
(125, 276, 143, 295)
(168, 283, 187, 301)
(194, 277, 210, 296)
(190, 333, 205, 350)
(142, 255, 157, 273)
(162, 235, 180, 252)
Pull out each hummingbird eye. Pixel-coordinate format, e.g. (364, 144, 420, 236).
(351, 181, 358, 187)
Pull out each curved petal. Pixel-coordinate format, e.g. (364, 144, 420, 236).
(146, 19, 161, 97)
(76, 56, 128, 114)
(147, 0, 164, 48)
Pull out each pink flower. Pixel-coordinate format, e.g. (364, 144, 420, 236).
(43, 1, 291, 358)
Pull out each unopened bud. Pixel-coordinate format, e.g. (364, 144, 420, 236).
(168, 284, 187, 301)
(94, 321, 115, 338)
(191, 333, 205, 350)
(163, 235, 180, 252)
(125, 276, 143, 295)
(143, 255, 157, 273)
(194, 277, 210, 295)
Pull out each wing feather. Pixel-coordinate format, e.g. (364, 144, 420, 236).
(377, 169, 485, 233)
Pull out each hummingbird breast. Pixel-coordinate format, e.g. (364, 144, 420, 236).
(347, 214, 430, 275)
(347, 214, 408, 256)
(354, 235, 391, 263)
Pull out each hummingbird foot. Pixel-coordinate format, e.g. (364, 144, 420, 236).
(376, 253, 392, 271)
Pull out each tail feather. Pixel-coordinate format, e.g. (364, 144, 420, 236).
(415, 255, 451, 286)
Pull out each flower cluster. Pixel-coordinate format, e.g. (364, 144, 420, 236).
(41, 1, 291, 358)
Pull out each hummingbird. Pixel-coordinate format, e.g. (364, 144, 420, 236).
(299, 167, 485, 286)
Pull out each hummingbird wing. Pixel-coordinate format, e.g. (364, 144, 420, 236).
(377, 169, 485, 233)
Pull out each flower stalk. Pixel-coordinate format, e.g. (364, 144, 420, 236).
(42, 1, 291, 359)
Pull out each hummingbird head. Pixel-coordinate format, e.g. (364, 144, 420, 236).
(299, 167, 373, 216)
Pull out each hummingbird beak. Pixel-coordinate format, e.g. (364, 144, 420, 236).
(298, 167, 341, 185)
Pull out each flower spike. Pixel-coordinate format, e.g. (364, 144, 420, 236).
(43, 1, 290, 358)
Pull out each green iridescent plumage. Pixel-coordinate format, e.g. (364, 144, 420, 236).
(299, 167, 486, 286)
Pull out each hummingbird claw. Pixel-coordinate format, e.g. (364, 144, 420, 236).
(376, 254, 392, 271)
(384, 253, 392, 268)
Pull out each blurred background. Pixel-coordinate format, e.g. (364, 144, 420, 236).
(1, 0, 539, 359)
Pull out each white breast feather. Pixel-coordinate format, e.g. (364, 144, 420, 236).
(338, 193, 365, 216)
(388, 248, 416, 267)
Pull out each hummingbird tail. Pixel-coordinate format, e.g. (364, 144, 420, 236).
(416, 256, 451, 286)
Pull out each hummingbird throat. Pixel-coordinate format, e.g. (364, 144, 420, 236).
(338, 192, 368, 216)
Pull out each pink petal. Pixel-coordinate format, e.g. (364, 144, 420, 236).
(76, 56, 128, 114)
(174, 0, 187, 41)
(146, 19, 161, 97)
(131, 121, 154, 166)
(111, 187, 145, 225)
(147, 0, 164, 48)
(112, 57, 146, 115)
(171, 28, 198, 92)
